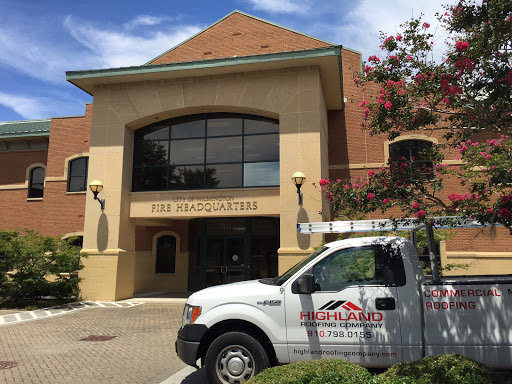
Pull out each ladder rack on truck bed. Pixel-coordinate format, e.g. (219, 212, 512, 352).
(297, 216, 494, 283)
(297, 216, 489, 234)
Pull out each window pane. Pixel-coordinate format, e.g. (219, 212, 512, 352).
(207, 164, 242, 188)
(133, 167, 168, 191)
(207, 137, 242, 163)
(31, 167, 45, 183)
(170, 139, 204, 165)
(411, 141, 432, 160)
(313, 247, 378, 291)
(69, 177, 85, 192)
(29, 184, 44, 198)
(156, 235, 176, 274)
(171, 119, 205, 139)
(245, 118, 279, 134)
(69, 158, 87, 176)
(169, 166, 205, 189)
(244, 162, 279, 187)
(244, 134, 279, 161)
(134, 141, 169, 166)
(207, 118, 242, 136)
(390, 140, 432, 162)
(136, 125, 169, 141)
(29, 167, 45, 198)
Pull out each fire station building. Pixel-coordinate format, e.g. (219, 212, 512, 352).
(0, 11, 510, 301)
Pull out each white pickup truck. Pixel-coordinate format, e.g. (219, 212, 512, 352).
(176, 236, 512, 384)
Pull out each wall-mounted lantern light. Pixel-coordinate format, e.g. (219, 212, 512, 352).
(291, 172, 306, 205)
(89, 180, 105, 211)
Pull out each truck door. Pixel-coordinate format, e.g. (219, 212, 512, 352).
(284, 244, 405, 367)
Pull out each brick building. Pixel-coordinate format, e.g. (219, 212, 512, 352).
(0, 11, 510, 301)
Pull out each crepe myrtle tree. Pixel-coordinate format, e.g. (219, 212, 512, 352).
(324, 0, 512, 232)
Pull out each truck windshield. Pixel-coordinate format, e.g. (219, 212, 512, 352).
(273, 246, 328, 286)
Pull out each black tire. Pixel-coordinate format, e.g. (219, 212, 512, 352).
(205, 331, 270, 384)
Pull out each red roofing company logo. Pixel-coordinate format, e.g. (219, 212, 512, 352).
(318, 300, 363, 311)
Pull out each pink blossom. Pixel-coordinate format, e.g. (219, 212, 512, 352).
(455, 41, 469, 52)
(422, 22, 430, 29)
(319, 178, 330, 186)
(384, 101, 393, 110)
(359, 99, 368, 107)
(367, 193, 376, 201)
(442, 97, 450, 104)
(406, 55, 412, 61)
(368, 55, 380, 63)
(416, 210, 426, 218)
(368, 171, 376, 177)
(501, 195, 512, 203)
(396, 34, 403, 41)
(498, 208, 511, 218)
(490, 166, 496, 170)
(412, 202, 421, 209)
(487, 208, 494, 214)
(344, 184, 350, 190)
(485, 155, 492, 160)
(383, 199, 390, 204)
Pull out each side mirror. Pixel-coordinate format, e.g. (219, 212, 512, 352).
(297, 273, 315, 294)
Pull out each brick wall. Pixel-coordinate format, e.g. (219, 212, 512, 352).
(41, 104, 92, 237)
(45, 104, 92, 178)
(0, 150, 47, 185)
(150, 12, 331, 65)
(0, 105, 92, 237)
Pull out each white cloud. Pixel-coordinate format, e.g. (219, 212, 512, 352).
(0, 15, 202, 84)
(63, 16, 202, 68)
(327, 0, 448, 61)
(0, 91, 83, 120)
(0, 25, 85, 83)
(246, 0, 311, 14)
(123, 15, 176, 30)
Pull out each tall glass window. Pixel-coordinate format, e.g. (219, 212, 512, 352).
(28, 167, 45, 198)
(68, 157, 89, 192)
(133, 114, 279, 191)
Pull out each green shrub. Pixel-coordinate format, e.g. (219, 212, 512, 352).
(246, 358, 372, 384)
(376, 354, 494, 384)
(0, 229, 87, 302)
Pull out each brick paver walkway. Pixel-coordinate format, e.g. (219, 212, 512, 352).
(0, 303, 187, 383)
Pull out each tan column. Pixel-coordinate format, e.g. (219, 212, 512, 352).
(278, 68, 327, 274)
(80, 87, 137, 301)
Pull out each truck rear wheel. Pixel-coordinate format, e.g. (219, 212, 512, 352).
(205, 331, 269, 384)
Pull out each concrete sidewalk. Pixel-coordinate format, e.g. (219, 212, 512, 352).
(0, 301, 187, 383)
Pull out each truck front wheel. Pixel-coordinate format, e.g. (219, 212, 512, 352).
(205, 331, 269, 384)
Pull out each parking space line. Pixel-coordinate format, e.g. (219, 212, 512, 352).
(0, 301, 146, 326)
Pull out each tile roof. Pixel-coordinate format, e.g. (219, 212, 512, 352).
(0, 119, 50, 139)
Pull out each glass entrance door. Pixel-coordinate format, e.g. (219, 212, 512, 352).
(205, 237, 245, 286)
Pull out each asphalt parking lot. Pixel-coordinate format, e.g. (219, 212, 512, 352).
(0, 302, 191, 383)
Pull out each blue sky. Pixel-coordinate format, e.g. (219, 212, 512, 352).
(0, 0, 448, 122)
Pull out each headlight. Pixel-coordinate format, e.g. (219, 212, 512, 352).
(182, 304, 202, 327)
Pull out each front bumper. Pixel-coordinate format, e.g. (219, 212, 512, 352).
(175, 324, 208, 366)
